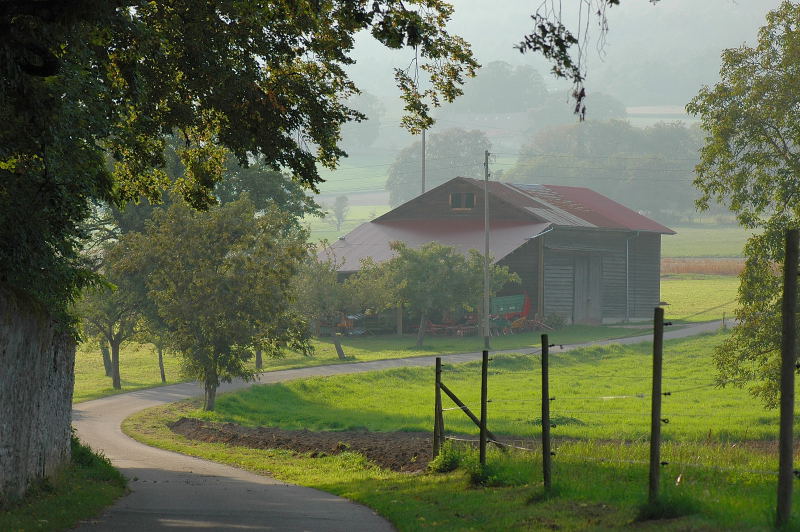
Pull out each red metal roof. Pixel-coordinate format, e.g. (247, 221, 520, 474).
(328, 219, 551, 272)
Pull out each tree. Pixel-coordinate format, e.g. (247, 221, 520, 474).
(76, 243, 142, 390)
(0, 0, 477, 497)
(125, 196, 310, 410)
(292, 244, 350, 336)
(439, 61, 548, 115)
(505, 120, 702, 223)
(331, 196, 350, 231)
(687, 1, 800, 407)
(388, 242, 518, 347)
(386, 128, 491, 207)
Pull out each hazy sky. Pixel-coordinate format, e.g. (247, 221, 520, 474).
(348, 1, 782, 108)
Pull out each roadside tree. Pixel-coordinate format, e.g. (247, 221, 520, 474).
(129, 197, 310, 411)
(687, 1, 800, 407)
(389, 242, 519, 347)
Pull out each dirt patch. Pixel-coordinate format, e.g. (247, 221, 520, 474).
(169, 417, 433, 472)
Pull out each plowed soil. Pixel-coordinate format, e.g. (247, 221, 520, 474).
(169, 417, 433, 472)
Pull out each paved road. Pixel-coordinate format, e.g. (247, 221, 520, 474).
(73, 320, 723, 531)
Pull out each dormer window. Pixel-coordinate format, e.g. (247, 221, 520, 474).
(450, 192, 475, 210)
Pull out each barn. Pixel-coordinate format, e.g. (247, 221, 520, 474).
(328, 177, 674, 324)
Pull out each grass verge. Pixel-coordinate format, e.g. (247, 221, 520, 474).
(0, 433, 126, 531)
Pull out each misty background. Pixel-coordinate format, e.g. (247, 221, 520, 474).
(313, 0, 781, 235)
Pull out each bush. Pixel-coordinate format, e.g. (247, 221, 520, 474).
(428, 441, 464, 473)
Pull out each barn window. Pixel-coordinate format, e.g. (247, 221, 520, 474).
(450, 192, 475, 210)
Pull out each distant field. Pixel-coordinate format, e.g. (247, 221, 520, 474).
(662, 226, 751, 258)
(660, 274, 738, 322)
(304, 204, 389, 242)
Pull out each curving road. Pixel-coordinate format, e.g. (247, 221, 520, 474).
(73, 321, 723, 531)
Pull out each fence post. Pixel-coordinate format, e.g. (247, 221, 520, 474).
(433, 357, 443, 458)
(541, 334, 552, 491)
(480, 349, 489, 466)
(649, 306, 665, 504)
(777, 228, 799, 528)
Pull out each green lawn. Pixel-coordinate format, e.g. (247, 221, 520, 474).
(73, 342, 185, 403)
(660, 274, 739, 323)
(662, 226, 752, 258)
(0, 435, 126, 531)
(74, 324, 657, 404)
(124, 332, 794, 530)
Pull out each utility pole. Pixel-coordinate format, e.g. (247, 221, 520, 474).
(421, 129, 426, 194)
(483, 149, 491, 351)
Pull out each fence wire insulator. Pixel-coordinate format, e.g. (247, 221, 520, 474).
(660, 461, 669, 466)
(549, 396, 556, 401)
(551, 423, 557, 428)
(795, 363, 800, 370)
(664, 321, 673, 326)
(660, 418, 669, 424)
(662, 391, 672, 396)
(794, 470, 800, 479)
(550, 451, 556, 456)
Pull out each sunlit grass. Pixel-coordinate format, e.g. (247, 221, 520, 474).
(662, 226, 752, 258)
(124, 331, 796, 530)
(660, 274, 739, 322)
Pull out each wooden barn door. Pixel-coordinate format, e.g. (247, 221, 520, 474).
(573, 254, 602, 323)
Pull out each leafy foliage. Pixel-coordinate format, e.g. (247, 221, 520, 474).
(687, 1, 800, 407)
(388, 242, 518, 346)
(0, 0, 477, 325)
(124, 197, 310, 410)
(505, 120, 702, 223)
(386, 128, 490, 207)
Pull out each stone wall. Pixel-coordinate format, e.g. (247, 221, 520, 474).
(0, 285, 75, 504)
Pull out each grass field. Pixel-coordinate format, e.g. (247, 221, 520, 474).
(73, 342, 185, 403)
(660, 274, 739, 323)
(124, 332, 796, 530)
(0, 435, 126, 531)
(73, 324, 653, 404)
(660, 226, 751, 258)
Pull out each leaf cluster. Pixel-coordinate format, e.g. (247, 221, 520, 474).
(688, 1, 800, 407)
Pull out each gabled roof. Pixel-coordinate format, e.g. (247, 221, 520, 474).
(326, 177, 674, 272)
(477, 179, 675, 234)
(331, 219, 551, 272)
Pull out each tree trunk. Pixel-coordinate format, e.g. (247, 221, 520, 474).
(100, 339, 112, 377)
(110, 338, 121, 390)
(416, 311, 427, 348)
(157, 344, 166, 384)
(255, 348, 263, 370)
(204, 383, 217, 411)
(396, 304, 404, 336)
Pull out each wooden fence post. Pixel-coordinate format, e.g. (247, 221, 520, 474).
(541, 334, 552, 491)
(649, 307, 665, 504)
(480, 350, 489, 466)
(433, 357, 443, 458)
(777, 228, 799, 528)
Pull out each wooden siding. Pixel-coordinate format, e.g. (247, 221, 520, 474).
(628, 232, 661, 319)
(497, 239, 539, 310)
(542, 229, 635, 323)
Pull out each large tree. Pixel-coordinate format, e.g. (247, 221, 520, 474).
(505, 120, 702, 223)
(127, 196, 310, 411)
(0, 0, 477, 497)
(386, 127, 490, 207)
(1, 0, 477, 323)
(688, 1, 800, 407)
